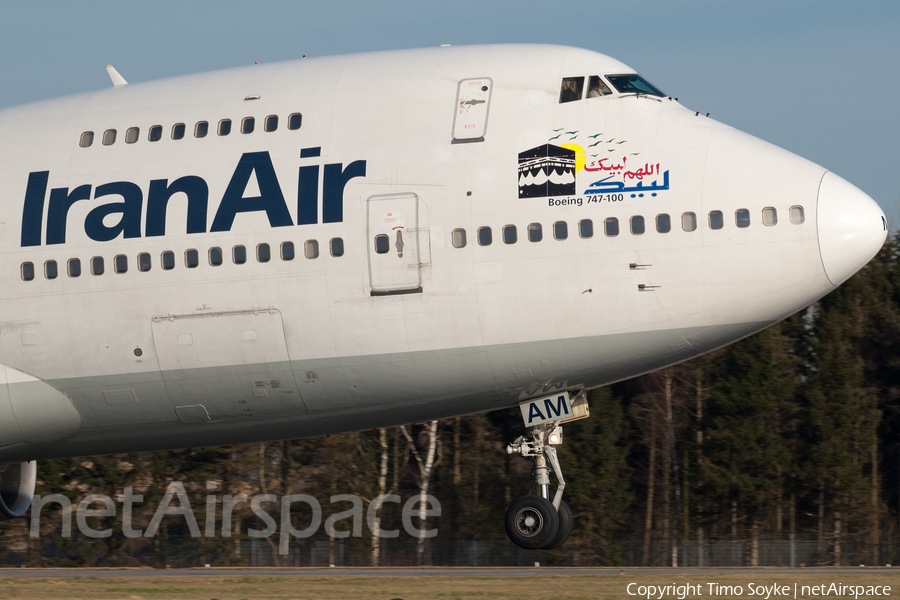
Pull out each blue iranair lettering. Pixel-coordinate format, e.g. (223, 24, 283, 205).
(85, 181, 143, 241)
(210, 151, 292, 232)
(20, 171, 49, 247)
(19, 149, 367, 246)
(47, 184, 92, 245)
(323, 160, 366, 223)
(146, 176, 209, 237)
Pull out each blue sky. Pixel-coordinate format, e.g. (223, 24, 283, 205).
(2, 0, 898, 215)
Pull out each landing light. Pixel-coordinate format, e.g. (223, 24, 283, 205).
(548, 427, 562, 445)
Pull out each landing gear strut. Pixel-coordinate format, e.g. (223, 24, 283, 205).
(505, 423, 573, 550)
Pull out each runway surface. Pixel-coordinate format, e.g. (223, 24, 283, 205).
(0, 567, 896, 578)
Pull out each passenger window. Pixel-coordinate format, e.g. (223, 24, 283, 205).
(264, 115, 278, 132)
(631, 216, 645, 235)
(148, 125, 162, 142)
(91, 257, 105, 276)
(209, 247, 223, 266)
(288, 113, 302, 130)
(257, 243, 271, 263)
(528, 223, 542, 242)
(138, 253, 151, 272)
(232, 245, 247, 264)
(604, 217, 618, 237)
(45, 260, 58, 280)
(682, 212, 697, 232)
(102, 129, 117, 146)
(68, 258, 81, 278)
(478, 227, 492, 246)
(580, 219, 594, 238)
(21, 262, 35, 281)
(218, 119, 232, 136)
(503, 225, 517, 244)
(709, 211, 724, 230)
(587, 76, 612, 98)
(452, 228, 467, 248)
(763, 207, 777, 226)
(161, 251, 175, 270)
(559, 77, 585, 103)
(114, 255, 128, 274)
(554, 221, 568, 240)
(790, 206, 804, 224)
(79, 132, 94, 148)
(195, 121, 209, 138)
(330, 237, 344, 257)
(241, 117, 255, 134)
(304, 240, 319, 259)
(374, 234, 390, 254)
(185, 249, 199, 268)
(125, 127, 140, 144)
(736, 209, 750, 228)
(172, 123, 186, 140)
(281, 241, 295, 261)
(656, 214, 671, 233)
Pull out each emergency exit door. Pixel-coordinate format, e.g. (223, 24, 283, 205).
(452, 77, 493, 143)
(366, 193, 423, 296)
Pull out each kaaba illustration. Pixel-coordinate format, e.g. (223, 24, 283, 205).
(518, 144, 576, 198)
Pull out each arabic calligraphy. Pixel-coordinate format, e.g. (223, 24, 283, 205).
(624, 162, 660, 180)
(585, 170, 669, 194)
(584, 157, 626, 172)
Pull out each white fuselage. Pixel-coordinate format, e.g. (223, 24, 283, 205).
(0, 45, 886, 462)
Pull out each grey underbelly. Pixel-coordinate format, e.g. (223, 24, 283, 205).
(46, 320, 765, 458)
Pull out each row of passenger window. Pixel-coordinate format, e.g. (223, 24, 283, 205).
(20, 238, 344, 281)
(448, 206, 805, 247)
(79, 113, 303, 148)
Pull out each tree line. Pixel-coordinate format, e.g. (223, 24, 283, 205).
(3, 235, 899, 567)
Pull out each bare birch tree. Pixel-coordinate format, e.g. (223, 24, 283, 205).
(370, 428, 390, 566)
(401, 420, 442, 565)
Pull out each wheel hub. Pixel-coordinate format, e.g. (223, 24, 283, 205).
(515, 507, 543, 537)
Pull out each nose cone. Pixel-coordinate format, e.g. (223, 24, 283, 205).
(817, 171, 888, 286)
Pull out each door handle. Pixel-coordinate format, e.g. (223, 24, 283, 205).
(395, 230, 404, 258)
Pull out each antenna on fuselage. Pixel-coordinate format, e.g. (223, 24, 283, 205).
(105, 65, 127, 87)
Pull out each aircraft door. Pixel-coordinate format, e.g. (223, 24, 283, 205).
(452, 77, 492, 143)
(366, 193, 423, 296)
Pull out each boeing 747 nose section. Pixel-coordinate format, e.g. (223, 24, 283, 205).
(817, 171, 888, 286)
(0, 364, 82, 463)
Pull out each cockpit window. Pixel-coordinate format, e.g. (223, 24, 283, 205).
(606, 74, 666, 97)
(559, 77, 585, 103)
(587, 76, 612, 98)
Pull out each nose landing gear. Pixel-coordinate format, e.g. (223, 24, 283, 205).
(505, 422, 574, 550)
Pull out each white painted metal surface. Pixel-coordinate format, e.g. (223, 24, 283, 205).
(0, 44, 885, 461)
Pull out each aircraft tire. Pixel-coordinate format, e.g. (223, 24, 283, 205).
(542, 499, 573, 549)
(505, 495, 560, 550)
